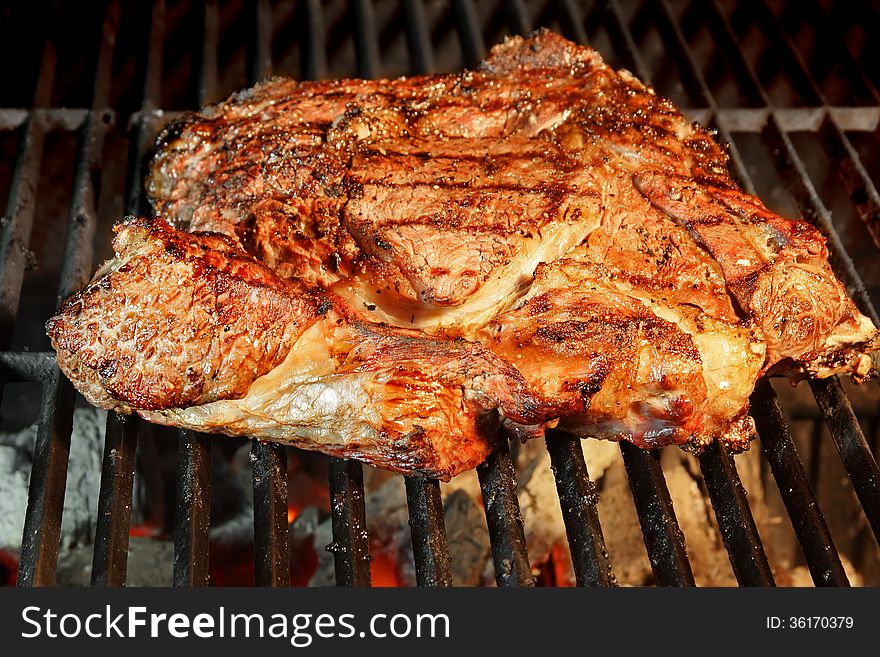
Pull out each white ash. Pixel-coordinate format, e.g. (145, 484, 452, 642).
(0, 406, 105, 556)
(0, 440, 30, 554)
(54, 536, 173, 586)
(208, 443, 255, 548)
(443, 489, 490, 586)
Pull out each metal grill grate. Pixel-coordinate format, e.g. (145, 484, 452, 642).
(2, 0, 879, 588)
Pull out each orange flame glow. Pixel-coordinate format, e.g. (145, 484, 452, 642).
(370, 551, 401, 587)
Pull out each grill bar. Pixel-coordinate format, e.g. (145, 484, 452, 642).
(239, 0, 290, 589)
(17, 3, 120, 586)
(404, 477, 453, 587)
(545, 430, 615, 587)
(252, 441, 290, 587)
(302, 0, 327, 81)
(697, 442, 776, 586)
(477, 437, 534, 587)
(809, 377, 880, 545)
(0, 351, 54, 382)
(402, 0, 435, 74)
(620, 442, 695, 586)
(751, 379, 850, 586)
(79, 2, 126, 585)
(0, 103, 48, 352)
(352, 0, 381, 79)
(505, 0, 532, 35)
(17, 371, 74, 587)
(818, 115, 880, 247)
(328, 458, 372, 587)
(310, 8, 378, 588)
(172, 431, 212, 586)
(0, 109, 92, 132)
(56, 10, 113, 301)
(251, 0, 273, 82)
(56, 107, 107, 302)
(91, 413, 138, 586)
(453, 0, 486, 66)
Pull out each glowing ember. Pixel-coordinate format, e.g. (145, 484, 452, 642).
(0, 550, 18, 587)
(369, 550, 400, 587)
(129, 523, 162, 539)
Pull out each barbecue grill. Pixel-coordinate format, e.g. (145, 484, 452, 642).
(2, 0, 879, 588)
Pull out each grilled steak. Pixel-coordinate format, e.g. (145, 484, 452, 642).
(48, 31, 879, 478)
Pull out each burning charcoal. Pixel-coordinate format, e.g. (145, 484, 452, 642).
(363, 477, 413, 586)
(516, 451, 575, 586)
(308, 476, 412, 587)
(443, 489, 491, 587)
(208, 444, 257, 582)
(662, 450, 736, 586)
(0, 442, 30, 553)
(56, 537, 173, 586)
(592, 453, 654, 585)
(0, 407, 105, 556)
(289, 506, 322, 586)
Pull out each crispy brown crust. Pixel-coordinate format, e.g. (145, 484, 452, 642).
(48, 217, 327, 411)
(633, 171, 878, 372)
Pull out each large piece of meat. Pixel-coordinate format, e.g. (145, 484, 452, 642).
(48, 31, 879, 479)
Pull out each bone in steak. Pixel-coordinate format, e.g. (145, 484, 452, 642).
(47, 31, 879, 479)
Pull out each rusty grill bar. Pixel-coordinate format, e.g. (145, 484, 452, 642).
(2, 0, 879, 588)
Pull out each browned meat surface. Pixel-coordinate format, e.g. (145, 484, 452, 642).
(47, 31, 879, 478)
(487, 169, 763, 450)
(47, 217, 327, 412)
(634, 173, 875, 379)
(50, 218, 546, 479)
